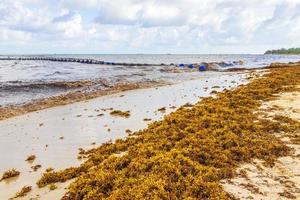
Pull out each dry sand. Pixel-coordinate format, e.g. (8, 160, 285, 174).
(0, 71, 249, 199)
(221, 90, 300, 199)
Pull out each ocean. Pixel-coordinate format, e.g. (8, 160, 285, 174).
(1, 54, 300, 106)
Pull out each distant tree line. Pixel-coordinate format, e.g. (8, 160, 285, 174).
(265, 48, 300, 55)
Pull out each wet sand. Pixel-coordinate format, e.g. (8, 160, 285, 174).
(221, 89, 300, 199)
(0, 71, 249, 199)
(0, 81, 167, 121)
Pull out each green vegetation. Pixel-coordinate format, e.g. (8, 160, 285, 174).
(37, 64, 300, 199)
(265, 48, 300, 55)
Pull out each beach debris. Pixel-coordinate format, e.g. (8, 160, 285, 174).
(120, 95, 125, 97)
(76, 115, 82, 117)
(13, 186, 32, 198)
(199, 65, 207, 71)
(39, 123, 44, 127)
(157, 107, 166, 112)
(110, 110, 131, 118)
(143, 118, 152, 121)
(107, 128, 111, 132)
(31, 165, 42, 172)
(188, 64, 194, 69)
(59, 136, 64, 140)
(91, 142, 96, 145)
(0, 169, 20, 181)
(97, 113, 104, 117)
(25, 155, 36, 162)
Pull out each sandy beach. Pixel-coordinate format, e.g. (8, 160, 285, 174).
(1, 63, 300, 200)
(0, 71, 249, 199)
(29, 64, 300, 199)
(222, 89, 300, 199)
(2, 0, 300, 199)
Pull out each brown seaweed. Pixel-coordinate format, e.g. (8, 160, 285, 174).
(110, 110, 131, 118)
(1, 169, 20, 181)
(36, 63, 300, 199)
(13, 186, 32, 198)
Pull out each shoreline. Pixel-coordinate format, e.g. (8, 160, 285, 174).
(222, 90, 300, 199)
(0, 62, 299, 199)
(1, 61, 299, 121)
(34, 63, 300, 199)
(0, 71, 249, 199)
(0, 81, 167, 121)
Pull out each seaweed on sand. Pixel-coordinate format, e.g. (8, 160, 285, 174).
(49, 183, 57, 191)
(157, 107, 166, 112)
(1, 169, 20, 181)
(110, 110, 131, 118)
(37, 64, 300, 199)
(13, 186, 32, 198)
(25, 155, 36, 162)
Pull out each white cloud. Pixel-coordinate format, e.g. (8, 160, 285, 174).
(0, 0, 300, 54)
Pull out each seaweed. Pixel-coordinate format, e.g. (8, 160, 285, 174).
(37, 64, 300, 199)
(46, 167, 54, 172)
(110, 110, 131, 118)
(31, 165, 42, 172)
(25, 155, 36, 162)
(1, 169, 20, 181)
(49, 183, 57, 191)
(157, 107, 166, 112)
(125, 129, 132, 134)
(212, 85, 221, 89)
(13, 186, 32, 198)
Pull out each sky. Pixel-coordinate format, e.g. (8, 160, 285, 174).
(0, 0, 300, 54)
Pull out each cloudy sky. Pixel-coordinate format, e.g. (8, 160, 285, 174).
(0, 0, 300, 54)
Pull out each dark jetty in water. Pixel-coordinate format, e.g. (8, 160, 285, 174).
(0, 56, 244, 70)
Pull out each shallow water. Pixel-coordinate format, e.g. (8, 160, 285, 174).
(1, 54, 300, 106)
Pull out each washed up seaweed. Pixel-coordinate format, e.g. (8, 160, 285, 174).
(110, 110, 131, 118)
(0, 169, 20, 181)
(25, 155, 36, 162)
(37, 64, 300, 199)
(13, 186, 32, 198)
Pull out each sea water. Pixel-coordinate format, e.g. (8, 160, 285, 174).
(0, 54, 300, 106)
